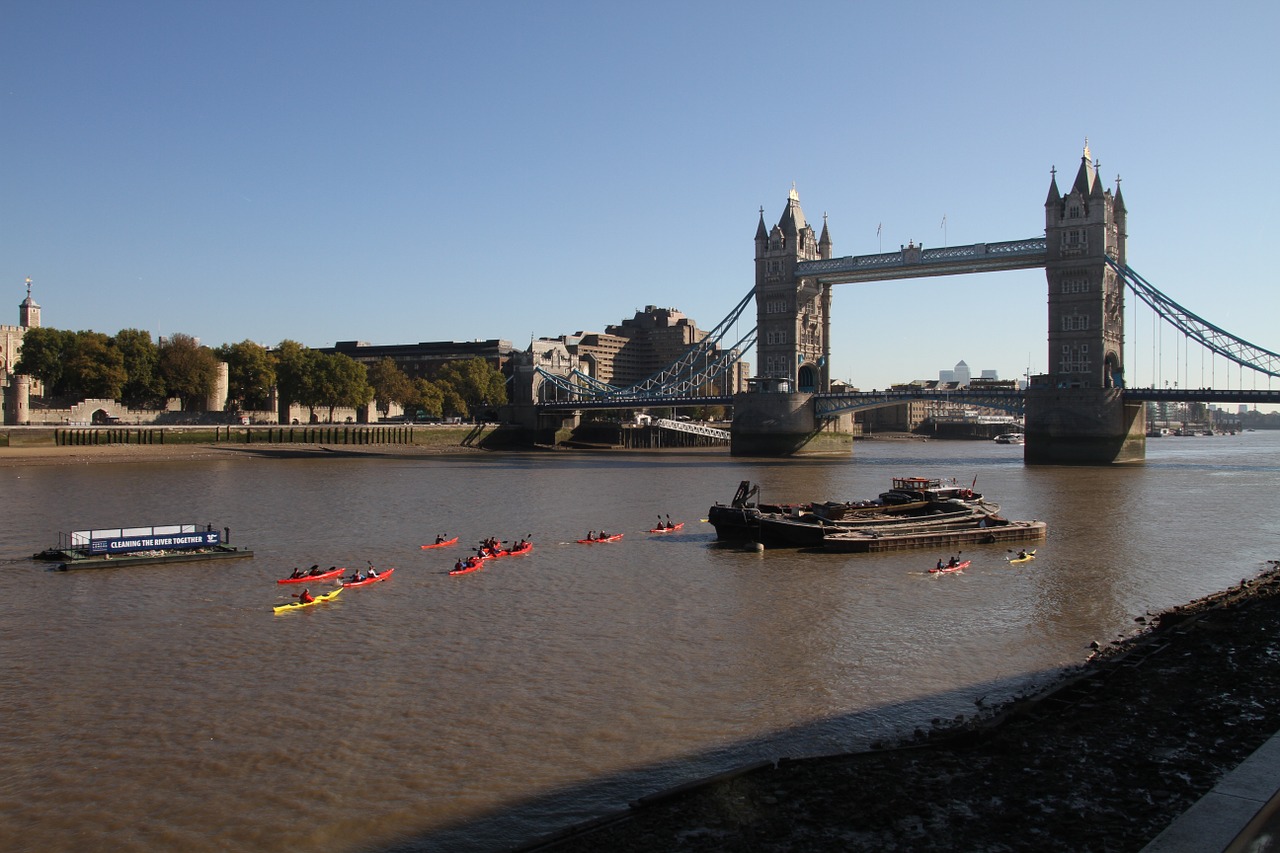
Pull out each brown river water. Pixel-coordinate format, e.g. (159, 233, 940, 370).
(3, 433, 1279, 852)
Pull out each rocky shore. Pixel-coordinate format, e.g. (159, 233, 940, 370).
(525, 564, 1280, 853)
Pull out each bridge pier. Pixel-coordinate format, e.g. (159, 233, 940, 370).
(1023, 387, 1146, 464)
(730, 391, 855, 456)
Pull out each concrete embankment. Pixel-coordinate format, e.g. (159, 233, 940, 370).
(0, 423, 526, 451)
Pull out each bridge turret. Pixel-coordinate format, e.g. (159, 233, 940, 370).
(754, 186, 830, 393)
(1027, 143, 1144, 464)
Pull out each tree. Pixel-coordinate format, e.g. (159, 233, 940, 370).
(435, 357, 507, 421)
(366, 357, 416, 418)
(114, 329, 165, 408)
(158, 333, 219, 410)
(13, 327, 76, 395)
(64, 332, 126, 400)
(312, 352, 372, 422)
(272, 340, 319, 422)
(412, 378, 445, 420)
(218, 340, 276, 411)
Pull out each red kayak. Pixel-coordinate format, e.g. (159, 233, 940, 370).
(420, 537, 459, 550)
(449, 558, 485, 576)
(648, 523, 684, 533)
(928, 560, 971, 574)
(277, 567, 345, 584)
(577, 533, 624, 544)
(341, 567, 395, 588)
(499, 541, 533, 557)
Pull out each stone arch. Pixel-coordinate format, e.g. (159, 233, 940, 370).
(797, 363, 818, 393)
(1104, 350, 1123, 388)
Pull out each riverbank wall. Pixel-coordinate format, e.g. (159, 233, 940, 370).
(0, 423, 529, 450)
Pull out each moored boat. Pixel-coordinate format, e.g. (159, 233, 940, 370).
(35, 523, 252, 570)
(709, 478, 999, 548)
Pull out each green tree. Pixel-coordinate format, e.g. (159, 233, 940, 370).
(158, 333, 219, 410)
(272, 340, 319, 422)
(14, 326, 76, 395)
(218, 340, 276, 411)
(64, 332, 127, 400)
(412, 377, 445, 420)
(435, 357, 507, 421)
(114, 329, 165, 408)
(366, 357, 416, 418)
(312, 352, 372, 422)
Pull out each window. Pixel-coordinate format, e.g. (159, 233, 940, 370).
(1061, 277, 1089, 294)
(1062, 313, 1090, 331)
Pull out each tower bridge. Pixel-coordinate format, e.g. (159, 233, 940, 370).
(525, 144, 1280, 463)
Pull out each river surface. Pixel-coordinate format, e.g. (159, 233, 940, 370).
(3, 433, 1279, 852)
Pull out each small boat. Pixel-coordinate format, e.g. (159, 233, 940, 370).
(994, 433, 1025, 445)
(341, 568, 395, 588)
(1008, 550, 1037, 564)
(449, 558, 485, 576)
(273, 588, 342, 613)
(502, 541, 533, 557)
(928, 559, 970, 574)
(648, 523, 684, 533)
(420, 537, 459, 550)
(277, 566, 345, 584)
(577, 533, 624, 544)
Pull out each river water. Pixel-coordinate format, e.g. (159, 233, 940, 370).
(3, 433, 1279, 852)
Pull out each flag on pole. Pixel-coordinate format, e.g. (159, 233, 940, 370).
(876, 223, 882, 236)
(940, 214, 947, 229)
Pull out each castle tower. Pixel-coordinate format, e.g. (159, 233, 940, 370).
(20, 277, 40, 329)
(1043, 143, 1127, 389)
(753, 187, 832, 392)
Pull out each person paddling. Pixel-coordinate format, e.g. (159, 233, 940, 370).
(298, 588, 314, 604)
(289, 567, 305, 579)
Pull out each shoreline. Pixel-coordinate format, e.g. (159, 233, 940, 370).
(524, 563, 1280, 852)
(0, 442, 483, 467)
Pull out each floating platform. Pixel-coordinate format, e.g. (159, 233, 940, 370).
(36, 544, 255, 571)
(822, 520, 1047, 553)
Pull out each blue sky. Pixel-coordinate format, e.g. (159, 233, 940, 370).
(3, 1, 1278, 395)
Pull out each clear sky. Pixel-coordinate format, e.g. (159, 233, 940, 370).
(3, 1, 1278, 396)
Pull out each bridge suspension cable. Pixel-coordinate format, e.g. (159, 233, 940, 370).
(536, 288, 757, 403)
(1109, 258, 1280, 381)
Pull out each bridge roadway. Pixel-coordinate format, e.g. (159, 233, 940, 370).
(537, 387, 1280, 416)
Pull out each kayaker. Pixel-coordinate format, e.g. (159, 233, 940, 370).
(289, 567, 305, 579)
(936, 558, 945, 571)
(349, 570, 364, 584)
(306, 564, 322, 576)
(435, 534, 447, 544)
(367, 566, 379, 578)
(453, 559, 465, 571)
(1017, 549, 1028, 560)
(298, 588, 314, 604)
(948, 556, 959, 568)
(586, 531, 596, 541)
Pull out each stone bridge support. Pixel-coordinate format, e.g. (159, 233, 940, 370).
(1023, 387, 1145, 464)
(730, 391, 854, 456)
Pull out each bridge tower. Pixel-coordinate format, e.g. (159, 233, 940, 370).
(1026, 143, 1145, 463)
(732, 188, 855, 456)
(753, 187, 833, 393)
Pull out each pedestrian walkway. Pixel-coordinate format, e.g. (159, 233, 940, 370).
(1141, 730, 1280, 852)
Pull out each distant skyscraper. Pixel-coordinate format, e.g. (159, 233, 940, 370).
(954, 360, 971, 386)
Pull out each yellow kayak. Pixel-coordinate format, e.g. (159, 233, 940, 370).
(1008, 550, 1037, 565)
(273, 587, 342, 613)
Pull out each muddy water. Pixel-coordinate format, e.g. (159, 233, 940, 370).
(2, 433, 1277, 852)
